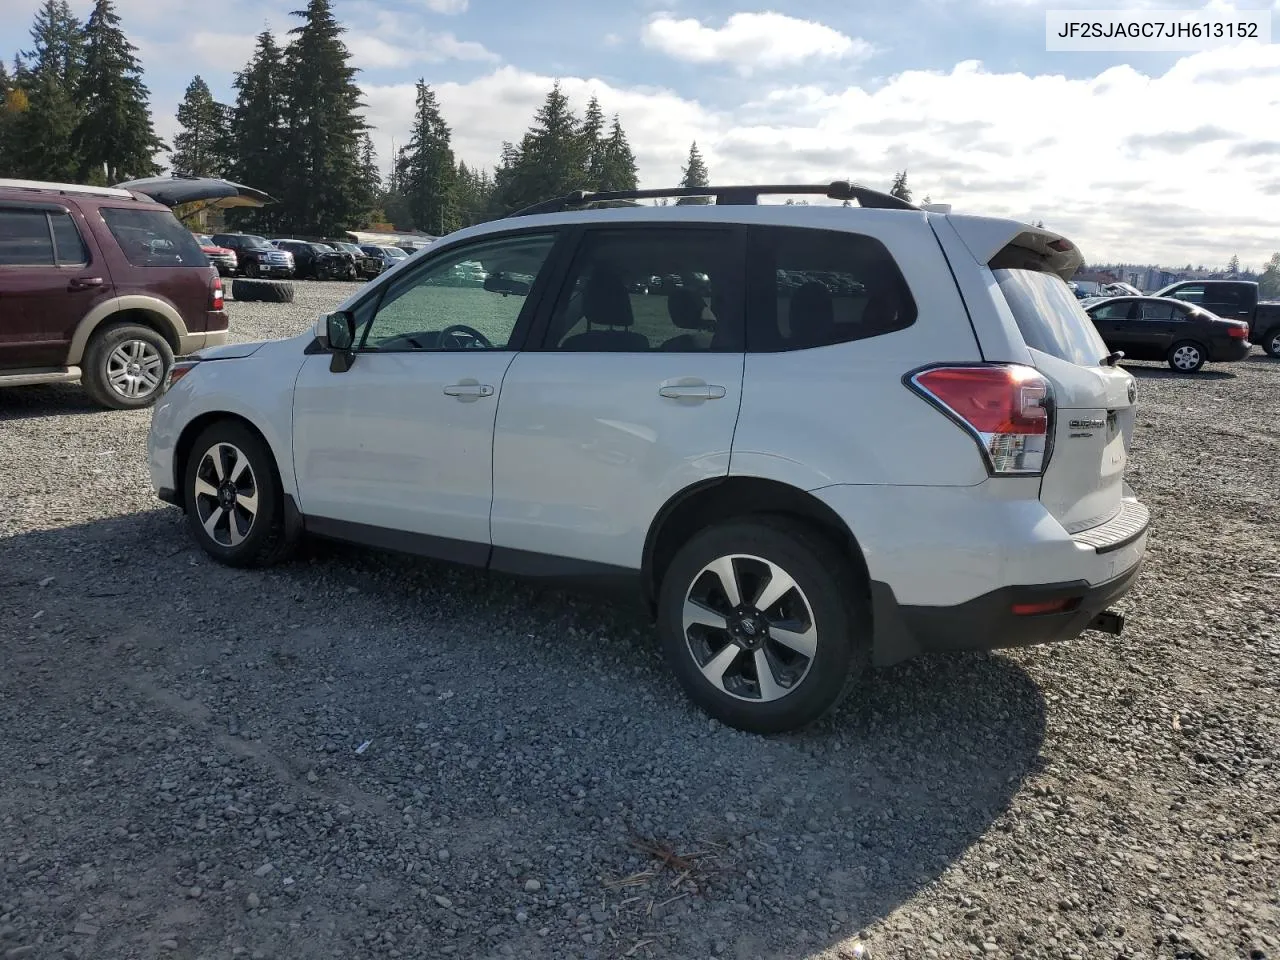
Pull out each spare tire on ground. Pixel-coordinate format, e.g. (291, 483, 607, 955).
(231, 279, 295, 304)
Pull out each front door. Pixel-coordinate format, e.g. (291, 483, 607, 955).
(0, 203, 108, 369)
(490, 225, 747, 572)
(1087, 299, 1137, 355)
(291, 229, 561, 560)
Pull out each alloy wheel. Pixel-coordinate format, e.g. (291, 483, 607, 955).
(192, 442, 259, 547)
(106, 339, 165, 400)
(682, 553, 818, 702)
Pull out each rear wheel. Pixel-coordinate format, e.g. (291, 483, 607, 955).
(657, 516, 869, 733)
(1167, 340, 1205, 373)
(81, 322, 173, 410)
(182, 420, 295, 567)
(1263, 327, 1280, 358)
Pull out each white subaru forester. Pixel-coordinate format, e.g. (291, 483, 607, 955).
(147, 182, 1149, 734)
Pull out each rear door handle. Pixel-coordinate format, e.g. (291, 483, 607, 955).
(443, 381, 494, 400)
(659, 383, 726, 400)
(68, 277, 104, 291)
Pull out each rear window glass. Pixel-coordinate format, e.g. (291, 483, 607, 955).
(101, 208, 207, 267)
(994, 269, 1109, 367)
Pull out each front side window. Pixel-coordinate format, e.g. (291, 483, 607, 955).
(100, 207, 207, 267)
(546, 228, 743, 352)
(748, 226, 917, 352)
(1090, 300, 1134, 321)
(361, 232, 556, 352)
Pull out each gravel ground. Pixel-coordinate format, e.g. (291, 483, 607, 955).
(1, 280, 1278, 960)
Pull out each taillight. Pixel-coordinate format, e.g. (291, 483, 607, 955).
(907, 364, 1052, 475)
(211, 275, 224, 311)
(165, 360, 199, 391)
(1227, 323, 1249, 340)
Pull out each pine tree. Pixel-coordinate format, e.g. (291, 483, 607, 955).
(395, 80, 456, 234)
(677, 141, 710, 205)
(1227, 253, 1240, 275)
(11, 1, 84, 179)
(229, 31, 288, 231)
(580, 95, 606, 190)
(280, 0, 368, 235)
(454, 161, 495, 227)
(74, 0, 165, 182)
(597, 115, 638, 192)
(889, 170, 911, 202)
(172, 75, 229, 177)
(492, 83, 586, 213)
(1258, 252, 1280, 300)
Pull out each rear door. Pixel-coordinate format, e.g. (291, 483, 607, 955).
(488, 224, 747, 572)
(0, 202, 111, 369)
(1131, 299, 1179, 355)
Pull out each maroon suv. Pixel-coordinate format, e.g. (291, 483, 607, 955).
(0, 178, 228, 409)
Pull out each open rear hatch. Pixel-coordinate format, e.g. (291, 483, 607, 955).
(115, 176, 273, 210)
(983, 228, 1138, 535)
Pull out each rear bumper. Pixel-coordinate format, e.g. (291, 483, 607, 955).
(1212, 339, 1252, 362)
(870, 559, 1143, 663)
(177, 327, 229, 356)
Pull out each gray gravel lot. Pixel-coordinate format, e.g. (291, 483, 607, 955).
(1, 280, 1278, 960)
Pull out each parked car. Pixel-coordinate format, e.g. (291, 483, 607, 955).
(208, 233, 294, 278)
(359, 244, 410, 272)
(272, 239, 355, 281)
(1084, 296, 1251, 372)
(1153, 279, 1280, 357)
(0, 177, 227, 409)
(194, 233, 237, 277)
(327, 240, 382, 279)
(147, 180, 1148, 733)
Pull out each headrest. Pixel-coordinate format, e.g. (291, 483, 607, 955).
(667, 290, 706, 330)
(583, 269, 634, 328)
(789, 281, 835, 346)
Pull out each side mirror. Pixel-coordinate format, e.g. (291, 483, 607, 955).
(325, 311, 357, 372)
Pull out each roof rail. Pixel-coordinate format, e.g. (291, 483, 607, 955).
(507, 181, 918, 218)
(0, 177, 137, 200)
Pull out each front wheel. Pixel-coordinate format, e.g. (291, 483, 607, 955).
(1167, 340, 1206, 372)
(182, 420, 295, 567)
(657, 516, 869, 734)
(1262, 327, 1280, 358)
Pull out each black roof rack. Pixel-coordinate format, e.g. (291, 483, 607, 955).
(507, 181, 918, 218)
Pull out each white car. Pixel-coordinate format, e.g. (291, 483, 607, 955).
(147, 181, 1149, 733)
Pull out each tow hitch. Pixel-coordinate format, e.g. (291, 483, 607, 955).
(1088, 610, 1125, 635)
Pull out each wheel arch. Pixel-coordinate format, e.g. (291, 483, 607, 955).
(641, 476, 872, 611)
(174, 411, 282, 509)
(69, 297, 186, 364)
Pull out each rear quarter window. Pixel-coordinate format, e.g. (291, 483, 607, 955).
(747, 226, 917, 352)
(100, 207, 207, 267)
(993, 268, 1109, 367)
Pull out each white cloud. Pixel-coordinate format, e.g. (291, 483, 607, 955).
(365, 43, 1280, 266)
(421, 0, 469, 12)
(346, 8, 498, 69)
(641, 11, 872, 72)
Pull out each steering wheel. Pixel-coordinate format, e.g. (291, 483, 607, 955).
(439, 324, 493, 350)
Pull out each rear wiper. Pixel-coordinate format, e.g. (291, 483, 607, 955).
(1102, 351, 1124, 366)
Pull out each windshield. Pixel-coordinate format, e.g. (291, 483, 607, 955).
(240, 236, 273, 251)
(993, 268, 1110, 367)
(311, 243, 333, 253)
(384, 246, 407, 259)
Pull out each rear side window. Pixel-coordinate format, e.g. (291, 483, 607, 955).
(1137, 302, 1177, 321)
(747, 226, 916, 352)
(50, 212, 88, 265)
(101, 207, 207, 267)
(993, 269, 1109, 367)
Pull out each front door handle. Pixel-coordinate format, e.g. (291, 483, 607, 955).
(68, 276, 104, 291)
(443, 381, 494, 401)
(659, 383, 726, 400)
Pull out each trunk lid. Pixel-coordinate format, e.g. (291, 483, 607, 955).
(115, 176, 273, 210)
(980, 227, 1137, 534)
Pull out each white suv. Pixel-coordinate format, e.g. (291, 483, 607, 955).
(147, 182, 1149, 733)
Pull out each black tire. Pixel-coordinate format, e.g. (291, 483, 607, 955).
(1262, 327, 1280, 358)
(243, 261, 259, 279)
(1167, 340, 1206, 373)
(81, 322, 174, 410)
(231, 278, 295, 304)
(182, 420, 296, 568)
(656, 515, 869, 734)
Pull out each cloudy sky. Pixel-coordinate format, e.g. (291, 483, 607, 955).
(3, 0, 1279, 267)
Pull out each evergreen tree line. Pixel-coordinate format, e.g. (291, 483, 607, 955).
(0, 0, 165, 184)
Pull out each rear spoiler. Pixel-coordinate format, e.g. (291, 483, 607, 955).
(945, 214, 1084, 281)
